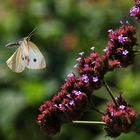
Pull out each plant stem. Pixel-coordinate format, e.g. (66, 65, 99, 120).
(72, 120, 105, 125)
(103, 79, 119, 106)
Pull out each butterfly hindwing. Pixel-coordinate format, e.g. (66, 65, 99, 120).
(6, 47, 27, 73)
(26, 41, 46, 69)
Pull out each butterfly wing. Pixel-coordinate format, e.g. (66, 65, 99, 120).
(26, 41, 46, 69)
(6, 47, 28, 73)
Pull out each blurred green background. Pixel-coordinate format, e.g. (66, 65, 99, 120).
(0, 0, 140, 140)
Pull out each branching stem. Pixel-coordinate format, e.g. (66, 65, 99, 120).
(103, 79, 119, 106)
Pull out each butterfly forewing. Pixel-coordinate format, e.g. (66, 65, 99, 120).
(26, 41, 46, 69)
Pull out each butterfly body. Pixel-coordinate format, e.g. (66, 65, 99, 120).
(6, 37, 46, 73)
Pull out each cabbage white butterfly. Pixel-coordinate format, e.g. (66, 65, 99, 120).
(6, 29, 46, 73)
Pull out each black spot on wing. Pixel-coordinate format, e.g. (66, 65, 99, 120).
(25, 56, 27, 60)
(33, 58, 37, 62)
(22, 57, 24, 60)
(22, 56, 28, 61)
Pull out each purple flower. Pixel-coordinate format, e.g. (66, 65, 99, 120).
(93, 76, 99, 82)
(81, 74, 89, 83)
(84, 64, 89, 67)
(66, 94, 72, 99)
(119, 105, 125, 110)
(111, 112, 114, 116)
(130, 0, 140, 22)
(122, 50, 129, 55)
(130, 6, 140, 16)
(72, 90, 82, 96)
(118, 35, 128, 44)
(69, 100, 74, 106)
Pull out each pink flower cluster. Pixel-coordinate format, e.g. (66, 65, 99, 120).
(37, 22, 138, 136)
(103, 23, 137, 69)
(102, 95, 137, 137)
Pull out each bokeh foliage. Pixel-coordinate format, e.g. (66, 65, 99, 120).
(0, 0, 140, 140)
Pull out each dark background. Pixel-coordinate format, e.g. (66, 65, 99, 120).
(0, 0, 140, 140)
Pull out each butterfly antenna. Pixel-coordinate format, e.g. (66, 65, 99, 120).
(27, 26, 39, 38)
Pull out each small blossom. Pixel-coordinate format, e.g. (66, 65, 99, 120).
(119, 105, 125, 110)
(93, 76, 99, 82)
(111, 112, 114, 116)
(108, 29, 113, 33)
(126, 21, 129, 24)
(76, 57, 82, 62)
(84, 64, 89, 67)
(79, 52, 85, 56)
(103, 48, 108, 52)
(91, 46, 95, 51)
(67, 72, 74, 78)
(81, 74, 89, 83)
(120, 20, 123, 25)
(66, 94, 72, 99)
(118, 35, 128, 44)
(130, 6, 140, 16)
(110, 39, 114, 42)
(122, 50, 129, 55)
(69, 100, 74, 106)
(72, 90, 82, 96)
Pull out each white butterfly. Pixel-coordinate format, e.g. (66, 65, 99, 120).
(6, 36, 46, 73)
